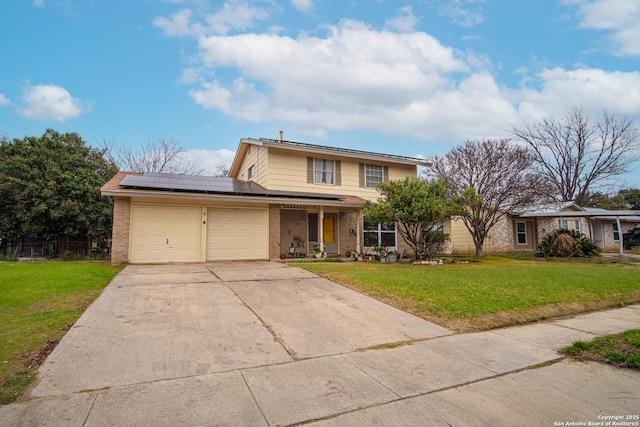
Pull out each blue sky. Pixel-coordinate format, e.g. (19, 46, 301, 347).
(1, 0, 639, 188)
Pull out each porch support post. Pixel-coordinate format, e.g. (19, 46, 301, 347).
(319, 206, 325, 253)
(616, 216, 624, 255)
(356, 207, 362, 254)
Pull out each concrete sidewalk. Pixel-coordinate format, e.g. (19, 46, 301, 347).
(1, 263, 639, 426)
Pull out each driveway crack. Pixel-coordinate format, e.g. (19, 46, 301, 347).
(82, 393, 99, 426)
(223, 283, 298, 361)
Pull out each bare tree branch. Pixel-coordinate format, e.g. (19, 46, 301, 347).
(101, 138, 204, 175)
(428, 139, 548, 257)
(508, 108, 639, 203)
(213, 162, 231, 177)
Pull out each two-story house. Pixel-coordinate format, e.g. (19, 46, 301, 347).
(101, 136, 426, 264)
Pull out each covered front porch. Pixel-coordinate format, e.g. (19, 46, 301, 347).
(275, 205, 363, 259)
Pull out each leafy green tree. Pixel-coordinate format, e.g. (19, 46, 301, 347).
(0, 129, 117, 247)
(582, 188, 640, 210)
(364, 177, 452, 260)
(582, 191, 622, 210)
(619, 188, 640, 210)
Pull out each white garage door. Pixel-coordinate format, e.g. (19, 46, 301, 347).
(130, 204, 202, 263)
(207, 208, 268, 261)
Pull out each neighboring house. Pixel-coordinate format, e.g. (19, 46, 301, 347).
(444, 202, 640, 254)
(101, 137, 426, 264)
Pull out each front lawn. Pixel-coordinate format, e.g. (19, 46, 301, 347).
(0, 261, 123, 405)
(298, 256, 640, 332)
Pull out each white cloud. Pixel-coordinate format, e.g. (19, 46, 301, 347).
(154, 1, 270, 37)
(385, 6, 419, 33)
(33, 0, 45, 7)
(572, 0, 640, 56)
(205, 1, 269, 36)
(19, 84, 92, 122)
(182, 19, 539, 143)
(0, 94, 10, 106)
(291, 0, 313, 14)
(183, 148, 236, 175)
(154, 9, 197, 37)
(438, 0, 486, 27)
(515, 67, 640, 120)
(179, 67, 203, 84)
(159, 6, 640, 145)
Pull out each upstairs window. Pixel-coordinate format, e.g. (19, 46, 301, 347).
(307, 158, 341, 186)
(314, 158, 335, 185)
(359, 163, 388, 188)
(365, 164, 383, 188)
(247, 164, 255, 179)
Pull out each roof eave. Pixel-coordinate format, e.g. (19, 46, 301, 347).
(520, 210, 640, 218)
(101, 188, 364, 207)
(260, 138, 428, 166)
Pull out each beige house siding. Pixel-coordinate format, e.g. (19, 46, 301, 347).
(443, 215, 513, 254)
(111, 197, 131, 265)
(236, 144, 268, 187)
(444, 217, 487, 254)
(265, 148, 417, 201)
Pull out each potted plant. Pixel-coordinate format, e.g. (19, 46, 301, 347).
(373, 245, 383, 254)
(387, 250, 397, 263)
(313, 245, 323, 258)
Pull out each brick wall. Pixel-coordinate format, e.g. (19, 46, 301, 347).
(489, 216, 514, 252)
(268, 205, 281, 259)
(279, 210, 308, 256)
(110, 197, 131, 265)
(338, 210, 358, 257)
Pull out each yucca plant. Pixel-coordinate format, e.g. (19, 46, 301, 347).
(537, 229, 598, 257)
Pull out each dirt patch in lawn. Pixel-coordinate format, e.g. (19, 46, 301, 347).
(22, 323, 73, 369)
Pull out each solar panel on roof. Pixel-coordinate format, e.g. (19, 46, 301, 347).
(119, 173, 344, 201)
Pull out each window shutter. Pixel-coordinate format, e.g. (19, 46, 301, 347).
(359, 163, 365, 188)
(307, 157, 314, 183)
(335, 160, 341, 186)
(383, 166, 389, 182)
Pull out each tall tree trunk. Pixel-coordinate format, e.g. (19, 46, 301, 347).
(475, 245, 483, 258)
(473, 232, 484, 258)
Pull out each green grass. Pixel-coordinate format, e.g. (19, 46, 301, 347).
(564, 329, 640, 370)
(298, 256, 640, 331)
(0, 261, 123, 405)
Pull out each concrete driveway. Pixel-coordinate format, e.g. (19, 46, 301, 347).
(3, 262, 639, 426)
(28, 262, 451, 398)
